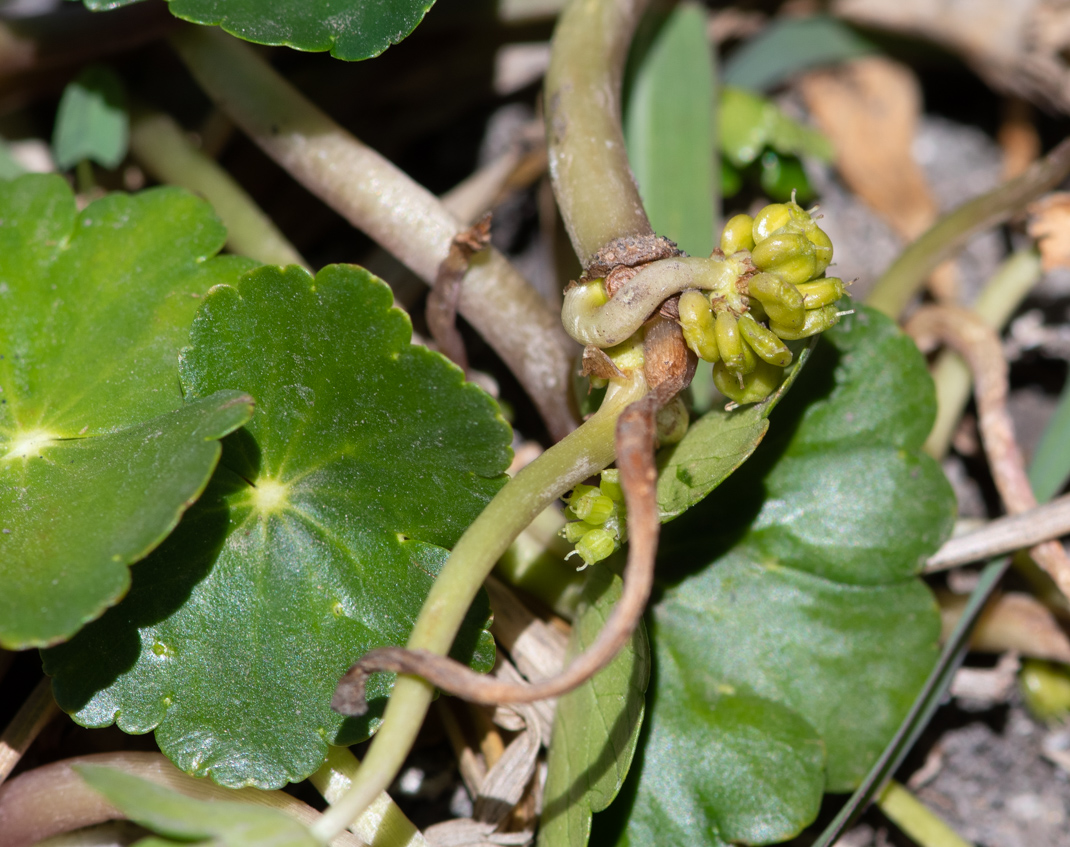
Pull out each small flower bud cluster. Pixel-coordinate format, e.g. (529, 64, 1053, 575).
(680, 199, 847, 405)
(561, 469, 626, 568)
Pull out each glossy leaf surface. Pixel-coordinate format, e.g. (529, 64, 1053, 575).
(0, 174, 255, 648)
(77, 764, 318, 847)
(75, 0, 436, 61)
(46, 264, 511, 788)
(601, 308, 954, 845)
(539, 564, 649, 847)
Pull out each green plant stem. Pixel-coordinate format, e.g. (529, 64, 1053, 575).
(0, 676, 56, 784)
(129, 108, 307, 268)
(545, 0, 655, 267)
(878, 780, 975, 847)
(309, 747, 428, 847)
(925, 249, 1042, 458)
(311, 375, 648, 843)
(170, 25, 578, 442)
(866, 138, 1070, 319)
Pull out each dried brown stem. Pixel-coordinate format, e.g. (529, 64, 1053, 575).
(334, 321, 693, 712)
(926, 493, 1070, 572)
(426, 214, 492, 372)
(906, 305, 1070, 600)
(0, 677, 56, 786)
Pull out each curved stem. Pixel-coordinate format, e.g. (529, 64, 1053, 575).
(314, 375, 648, 843)
(170, 25, 578, 441)
(545, 0, 655, 267)
(562, 254, 750, 346)
(866, 137, 1070, 319)
(129, 108, 308, 268)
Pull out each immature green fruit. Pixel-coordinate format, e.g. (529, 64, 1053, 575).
(656, 395, 690, 444)
(713, 358, 783, 405)
(598, 468, 623, 501)
(720, 213, 755, 254)
(752, 203, 794, 241)
(751, 232, 817, 285)
(574, 528, 617, 568)
(678, 290, 720, 362)
(1020, 659, 1070, 723)
(738, 313, 792, 367)
(770, 303, 840, 340)
(747, 272, 805, 331)
(568, 487, 615, 524)
(807, 225, 833, 276)
(795, 277, 846, 309)
(714, 310, 750, 376)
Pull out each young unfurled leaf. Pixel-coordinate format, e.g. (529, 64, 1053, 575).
(598, 307, 955, 845)
(52, 65, 129, 171)
(0, 174, 256, 649)
(46, 264, 512, 789)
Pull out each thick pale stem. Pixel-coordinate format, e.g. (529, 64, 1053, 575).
(170, 26, 577, 441)
(312, 375, 647, 843)
(546, 0, 655, 266)
(129, 108, 307, 268)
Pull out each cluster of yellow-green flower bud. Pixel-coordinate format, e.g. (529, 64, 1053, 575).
(561, 469, 626, 568)
(680, 199, 847, 405)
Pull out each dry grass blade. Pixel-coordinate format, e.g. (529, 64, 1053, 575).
(907, 305, 1070, 600)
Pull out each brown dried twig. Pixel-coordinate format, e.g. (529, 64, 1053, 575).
(426, 214, 493, 372)
(333, 321, 694, 713)
(906, 305, 1070, 600)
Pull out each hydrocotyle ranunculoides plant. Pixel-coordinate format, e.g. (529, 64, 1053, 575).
(44, 261, 512, 789)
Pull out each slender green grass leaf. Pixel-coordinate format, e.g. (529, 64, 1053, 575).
(76, 764, 318, 847)
(538, 564, 650, 847)
(0, 174, 256, 649)
(1029, 377, 1070, 502)
(52, 66, 129, 170)
(46, 264, 511, 789)
(722, 15, 878, 93)
(624, 1, 716, 258)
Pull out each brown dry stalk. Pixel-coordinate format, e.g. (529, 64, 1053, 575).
(334, 321, 693, 713)
(426, 214, 493, 372)
(906, 305, 1070, 600)
(0, 677, 56, 786)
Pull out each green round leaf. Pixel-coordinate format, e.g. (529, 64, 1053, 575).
(75, 0, 436, 61)
(0, 174, 256, 648)
(46, 264, 511, 788)
(608, 307, 954, 843)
